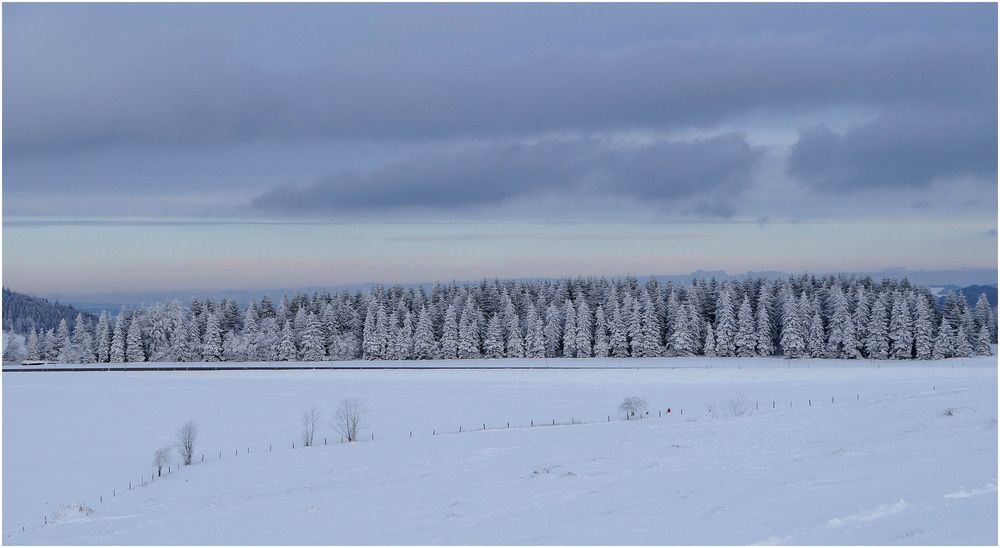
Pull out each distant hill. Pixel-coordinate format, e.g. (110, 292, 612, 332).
(957, 285, 998, 308)
(1, 288, 97, 334)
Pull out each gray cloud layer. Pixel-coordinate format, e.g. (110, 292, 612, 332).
(252, 135, 762, 217)
(2, 3, 996, 220)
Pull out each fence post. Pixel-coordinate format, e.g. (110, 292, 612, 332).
(292, 442, 295, 449)
(831, 396, 834, 403)
(772, 401, 775, 408)
(459, 426, 462, 433)
(113, 489, 116, 497)
(659, 410, 662, 417)
(531, 420, 533, 426)
(808, 399, 811, 407)
(409, 431, 412, 438)
(680, 408, 683, 415)
(608, 415, 610, 422)
(507, 422, 510, 429)
(219, 451, 222, 458)
(201, 454, 204, 462)
(552, 419, 555, 426)
(129, 481, 132, 491)
(100, 495, 103, 503)
(857, 393, 860, 400)
(755, 402, 758, 411)
(371, 433, 374, 441)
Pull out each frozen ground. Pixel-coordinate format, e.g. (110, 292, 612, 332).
(3, 356, 997, 544)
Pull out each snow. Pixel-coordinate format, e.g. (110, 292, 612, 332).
(3, 355, 997, 544)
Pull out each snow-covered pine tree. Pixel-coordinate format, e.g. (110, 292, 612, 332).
(734, 295, 756, 357)
(524, 303, 546, 358)
(913, 297, 935, 360)
(185, 317, 203, 362)
(625, 293, 642, 356)
(932, 317, 953, 360)
(300, 314, 327, 361)
(888, 293, 914, 359)
(72, 313, 95, 363)
(439, 301, 459, 359)
(713, 287, 737, 357)
(609, 300, 629, 358)
(277, 322, 297, 361)
(780, 296, 805, 358)
(42, 329, 57, 362)
(483, 314, 505, 358)
(575, 297, 592, 358)
(865, 293, 890, 360)
(853, 286, 872, 354)
(457, 297, 482, 359)
(976, 324, 992, 356)
(201, 313, 223, 362)
(413, 307, 437, 359)
(974, 293, 992, 335)
(807, 313, 825, 358)
(667, 303, 695, 356)
(55, 319, 71, 363)
(110, 313, 127, 363)
(25, 328, 40, 361)
(362, 302, 377, 360)
(544, 304, 562, 358)
(825, 287, 851, 358)
(94, 312, 111, 363)
(755, 289, 775, 356)
(664, 290, 681, 351)
(703, 321, 717, 357)
(562, 299, 577, 358)
(635, 290, 662, 358)
(502, 292, 524, 358)
(125, 314, 145, 362)
(593, 305, 609, 358)
(3, 329, 24, 363)
(954, 325, 973, 357)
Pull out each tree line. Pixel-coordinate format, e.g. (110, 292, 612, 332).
(3, 275, 996, 364)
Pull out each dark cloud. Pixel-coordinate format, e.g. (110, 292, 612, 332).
(3, 6, 995, 153)
(787, 107, 997, 189)
(251, 135, 762, 216)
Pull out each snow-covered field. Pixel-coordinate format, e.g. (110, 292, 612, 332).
(3, 356, 997, 544)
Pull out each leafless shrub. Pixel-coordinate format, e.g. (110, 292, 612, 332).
(152, 446, 171, 476)
(722, 395, 754, 417)
(619, 396, 648, 418)
(943, 407, 955, 417)
(334, 398, 368, 442)
(301, 406, 322, 447)
(175, 420, 197, 465)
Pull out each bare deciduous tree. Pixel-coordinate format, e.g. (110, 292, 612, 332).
(619, 396, 648, 418)
(301, 406, 321, 447)
(153, 447, 171, 476)
(334, 398, 367, 442)
(175, 420, 197, 465)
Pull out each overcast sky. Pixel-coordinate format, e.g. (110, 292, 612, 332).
(3, 3, 997, 295)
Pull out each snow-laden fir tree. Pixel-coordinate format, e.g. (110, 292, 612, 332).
(713, 287, 737, 357)
(72, 313, 95, 363)
(954, 325, 973, 358)
(826, 287, 854, 358)
(609, 302, 629, 358)
(853, 285, 872, 350)
(3, 329, 25, 363)
(807, 313, 825, 358)
(277, 322, 297, 361)
(439, 301, 459, 359)
(562, 299, 577, 358)
(635, 290, 662, 357)
(667, 303, 696, 356)
(413, 307, 437, 359)
(780, 296, 805, 358)
(703, 321, 717, 357)
(755, 289, 775, 356)
(932, 317, 954, 360)
(973, 293, 993, 337)
(457, 297, 481, 359)
(913, 297, 935, 360)
(199, 313, 223, 362)
(734, 295, 756, 357)
(483, 314, 505, 358)
(544, 304, 562, 358)
(575, 297, 592, 358)
(625, 293, 641, 356)
(300, 314, 327, 361)
(110, 313, 127, 363)
(25, 328, 40, 361)
(55, 319, 72, 363)
(42, 329, 57, 362)
(866, 293, 890, 360)
(593, 305, 609, 358)
(522, 303, 544, 358)
(94, 312, 111, 363)
(125, 314, 145, 362)
(502, 292, 525, 358)
(888, 293, 914, 359)
(976, 324, 992, 356)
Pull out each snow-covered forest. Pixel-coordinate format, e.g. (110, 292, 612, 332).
(4, 275, 996, 364)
